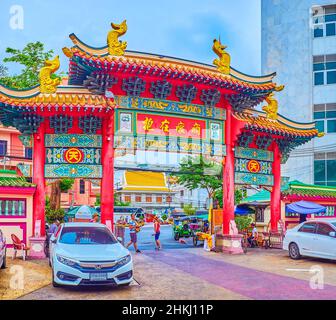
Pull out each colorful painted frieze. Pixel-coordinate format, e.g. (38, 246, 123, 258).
(45, 164, 102, 178)
(234, 146, 274, 162)
(45, 134, 102, 148)
(235, 158, 272, 175)
(114, 135, 226, 157)
(115, 96, 226, 120)
(45, 148, 101, 165)
(235, 172, 274, 187)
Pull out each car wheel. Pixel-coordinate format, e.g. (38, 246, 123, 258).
(1, 250, 6, 269)
(289, 242, 301, 260)
(193, 237, 198, 247)
(52, 269, 60, 288)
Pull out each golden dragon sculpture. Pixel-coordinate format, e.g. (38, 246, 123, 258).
(212, 38, 230, 75)
(262, 93, 278, 120)
(39, 56, 61, 94)
(262, 85, 285, 120)
(107, 20, 128, 56)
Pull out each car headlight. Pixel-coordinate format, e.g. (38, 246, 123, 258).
(117, 255, 131, 267)
(56, 255, 78, 267)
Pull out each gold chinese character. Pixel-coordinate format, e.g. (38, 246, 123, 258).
(191, 122, 201, 136)
(160, 119, 170, 133)
(175, 121, 186, 134)
(143, 117, 154, 132)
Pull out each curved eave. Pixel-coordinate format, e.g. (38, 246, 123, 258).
(234, 109, 319, 139)
(68, 33, 276, 86)
(0, 85, 113, 110)
(0, 83, 41, 99)
(282, 193, 336, 200)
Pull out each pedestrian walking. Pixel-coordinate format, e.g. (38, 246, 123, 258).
(125, 213, 141, 253)
(153, 216, 161, 250)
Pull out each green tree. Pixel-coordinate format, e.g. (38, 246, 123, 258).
(182, 203, 196, 216)
(0, 41, 54, 89)
(95, 193, 130, 207)
(59, 179, 75, 192)
(214, 188, 247, 208)
(45, 197, 65, 223)
(95, 194, 101, 206)
(234, 215, 254, 232)
(176, 156, 222, 204)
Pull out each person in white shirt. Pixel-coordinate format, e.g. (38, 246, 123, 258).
(248, 223, 258, 247)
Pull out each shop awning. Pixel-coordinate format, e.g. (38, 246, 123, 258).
(66, 205, 100, 219)
(234, 205, 255, 216)
(286, 201, 326, 215)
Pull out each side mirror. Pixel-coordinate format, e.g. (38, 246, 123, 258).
(329, 231, 336, 238)
(117, 237, 123, 242)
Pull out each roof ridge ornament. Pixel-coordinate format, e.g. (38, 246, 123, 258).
(107, 20, 128, 56)
(262, 93, 278, 120)
(62, 47, 73, 58)
(261, 84, 285, 120)
(274, 84, 285, 92)
(39, 56, 61, 94)
(212, 38, 230, 75)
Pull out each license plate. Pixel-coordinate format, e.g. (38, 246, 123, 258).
(90, 273, 107, 281)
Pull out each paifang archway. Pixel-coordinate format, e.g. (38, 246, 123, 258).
(0, 21, 320, 254)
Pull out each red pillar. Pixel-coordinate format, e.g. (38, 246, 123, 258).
(32, 121, 46, 237)
(222, 104, 235, 235)
(100, 111, 114, 230)
(270, 141, 281, 232)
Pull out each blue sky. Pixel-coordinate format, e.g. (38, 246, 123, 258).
(0, 0, 261, 76)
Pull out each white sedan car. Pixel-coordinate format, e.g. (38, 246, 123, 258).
(283, 219, 336, 260)
(49, 222, 133, 287)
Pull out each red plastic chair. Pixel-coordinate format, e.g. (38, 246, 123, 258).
(11, 234, 30, 261)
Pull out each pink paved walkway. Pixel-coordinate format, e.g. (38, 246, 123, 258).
(145, 250, 336, 300)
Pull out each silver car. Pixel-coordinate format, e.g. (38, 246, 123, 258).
(0, 229, 6, 269)
(283, 219, 336, 260)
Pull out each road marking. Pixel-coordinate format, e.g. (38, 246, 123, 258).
(286, 268, 312, 272)
(131, 278, 140, 286)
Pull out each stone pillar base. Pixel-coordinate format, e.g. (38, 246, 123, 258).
(29, 237, 46, 259)
(215, 234, 244, 254)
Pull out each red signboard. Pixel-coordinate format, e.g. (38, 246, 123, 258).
(136, 114, 206, 139)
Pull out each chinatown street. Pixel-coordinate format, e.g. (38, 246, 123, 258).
(1, 225, 336, 300)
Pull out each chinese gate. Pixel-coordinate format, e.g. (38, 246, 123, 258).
(0, 20, 320, 255)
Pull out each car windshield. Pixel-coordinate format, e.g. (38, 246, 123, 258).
(331, 223, 336, 229)
(59, 226, 117, 245)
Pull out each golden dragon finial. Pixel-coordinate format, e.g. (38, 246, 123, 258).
(262, 85, 285, 120)
(39, 56, 61, 94)
(212, 38, 230, 75)
(274, 84, 285, 92)
(107, 20, 128, 56)
(262, 93, 279, 120)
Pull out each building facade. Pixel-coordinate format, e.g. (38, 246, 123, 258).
(116, 171, 179, 214)
(261, 0, 336, 186)
(0, 125, 32, 176)
(172, 185, 208, 210)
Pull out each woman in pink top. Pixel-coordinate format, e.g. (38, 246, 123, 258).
(153, 216, 161, 250)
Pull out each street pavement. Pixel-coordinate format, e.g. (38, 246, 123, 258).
(7, 225, 336, 300)
(124, 224, 195, 251)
